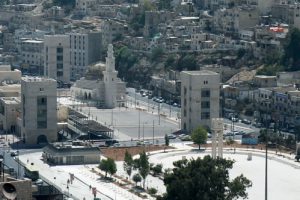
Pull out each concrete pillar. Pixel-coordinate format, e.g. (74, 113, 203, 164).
(211, 118, 224, 158)
(212, 131, 217, 159)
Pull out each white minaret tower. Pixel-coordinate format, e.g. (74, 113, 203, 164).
(103, 44, 118, 108)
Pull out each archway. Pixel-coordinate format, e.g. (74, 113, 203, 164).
(37, 135, 48, 144)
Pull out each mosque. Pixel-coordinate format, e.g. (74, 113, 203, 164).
(70, 44, 126, 108)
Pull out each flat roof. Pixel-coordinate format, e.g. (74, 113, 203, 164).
(182, 70, 218, 76)
(0, 97, 20, 104)
(22, 76, 56, 83)
(23, 40, 44, 44)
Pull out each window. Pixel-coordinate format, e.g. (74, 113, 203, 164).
(201, 89, 210, 97)
(184, 109, 186, 117)
(57, 47, 63, 53)
(37, 97, 47, 105)
(184, 87, 187, 95)
(57, 64, 63, 69)
(57, 56, 63, 61)
(39, 88, 44, 92)
(201, 112, 210, 119)
(57, 71, 63, 77)
(201, 101, 210, 109)
(203, 80, 208, 84)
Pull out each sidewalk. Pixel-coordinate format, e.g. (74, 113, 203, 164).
(19, 152, 143, 200)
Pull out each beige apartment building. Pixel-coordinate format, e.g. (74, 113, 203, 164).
(0, 97, 20, 134)
(181, 70, 220, 131)
(44, 35, 71, 83)
(21, 77, 57, 144)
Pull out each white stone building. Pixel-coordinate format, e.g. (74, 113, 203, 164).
(0, 65, 21, 83)
(0, 97, 20, 134)
(181, 70, 220, 131)
(71, 44, 126, 108)
(44, 35, 71, 83)
(21, 39, 44, 74)
(21, 77, 57, 144)
(68, 31, 102, 81)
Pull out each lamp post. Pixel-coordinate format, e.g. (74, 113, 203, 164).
(264, 120, 270, 200)
(138, 109, 141, 140)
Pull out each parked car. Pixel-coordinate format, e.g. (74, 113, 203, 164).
(10, 151, 18, 157)
(180, 135, 191, 141)
(207, 133, 212, 138)
(241, 119, 251, 125)
(253, 123, 262, 128)
(105, 140, 119, 146)
(167, 134, 177, 139)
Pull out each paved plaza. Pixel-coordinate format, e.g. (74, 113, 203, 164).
(18, 142, 300, 200)
(58, 97, 180, 141)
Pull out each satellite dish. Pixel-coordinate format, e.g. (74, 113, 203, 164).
(2, 183, 17, 200)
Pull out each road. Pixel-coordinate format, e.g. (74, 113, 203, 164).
(126, 88, 181, 120)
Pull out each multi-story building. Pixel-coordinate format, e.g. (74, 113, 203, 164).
(20, 39, 44, 75)
(181, 70, 220, 131)
(44, 35, 70, 83)
(75, 0, 98, 15)
(255, 86, 300, 128)
(21, 76, 57, 144)
(271, 2, 300, 28)
(68, 31, 102, 81)
(0, 97, 20, 134)
(213, 6, 259, 36)
(0, 65, 21, 83)
(143, 11, 176, 38)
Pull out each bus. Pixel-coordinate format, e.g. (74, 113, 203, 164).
(24, 163, 39, 181)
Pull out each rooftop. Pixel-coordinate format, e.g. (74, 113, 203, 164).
(182, 70, 219, 76)
(22, 76, 56, 83)
(23, 40, 44, 44)
(0, 97, 20, 104)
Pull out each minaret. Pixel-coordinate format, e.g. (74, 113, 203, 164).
(103, 44, 118, 108)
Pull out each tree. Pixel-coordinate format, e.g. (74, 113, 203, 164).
(123, 150, 133, 178)
(152, 164, 163, 176)
(165, 54, 176, 69)
(165, 134, 169, 146)
(191, 126, 207, 150)
(176, 54, 197, 71)
(138, 152, 150, 188)
(158, 156, 252, 200)
(282, 28, 300, 71)
(99, 158, 117, 178)
(150, 47, 164, 62)
(133, 173, 142, 186)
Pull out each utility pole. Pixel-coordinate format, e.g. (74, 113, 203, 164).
(135, 91, 137, 108)
(138, 110, 141, 139)
(143, 123, 145, 141)
(111, 109, 113, 126)
(265, 127, 268, 200)
(158, 103, 161, 125)
(152, 120, 155, 145)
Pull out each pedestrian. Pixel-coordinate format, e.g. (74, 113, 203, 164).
(89, 185, 92, 190)
(67, 179, 70, 185)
